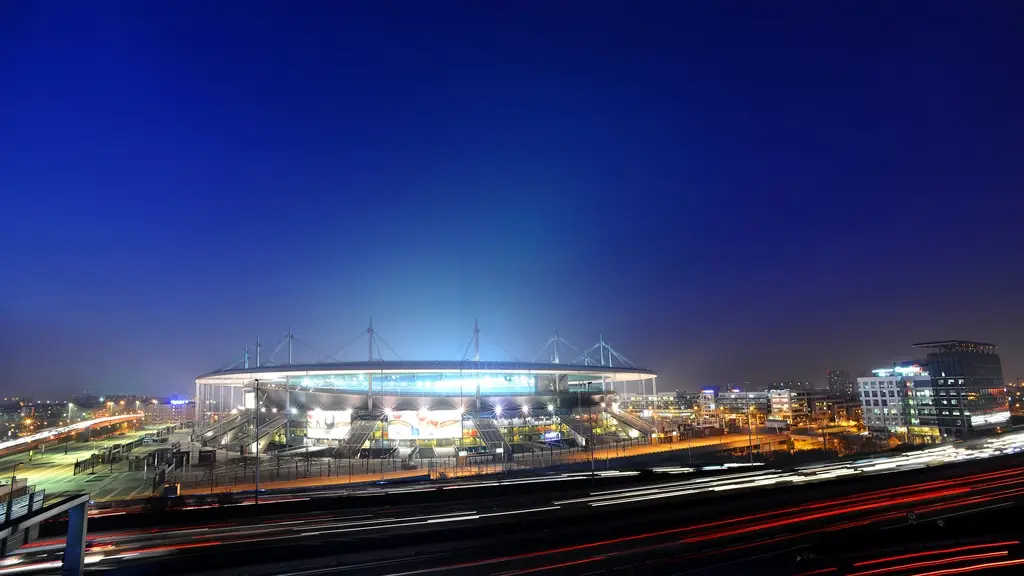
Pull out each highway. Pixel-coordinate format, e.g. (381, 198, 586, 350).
(6, 433, 1024, 574)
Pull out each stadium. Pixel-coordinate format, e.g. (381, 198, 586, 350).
(193, 326, 659, 462)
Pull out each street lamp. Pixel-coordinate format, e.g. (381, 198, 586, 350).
(253, 379, 260, 506)
(6, 463, 22, 519)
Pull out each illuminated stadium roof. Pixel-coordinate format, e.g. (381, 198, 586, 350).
(197, 360, 656, 397)
(199, 360, 655, 383)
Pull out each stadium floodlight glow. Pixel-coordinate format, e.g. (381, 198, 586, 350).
(521, 404, 530, 416)
(384, 407, 395, 419)
(290, 407, 298, 415)
(547, 403, 555, 413)
(455, 405, 466, 415)
(493, 403, 504, 417)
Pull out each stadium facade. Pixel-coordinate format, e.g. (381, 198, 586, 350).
(194, 360, 658, 459)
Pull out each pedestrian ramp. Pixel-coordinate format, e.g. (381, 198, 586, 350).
(200, 413, 245, 446)
(557, 413, 595, 447)
(335, 417, 382, 458)
(606, 409, 656, 437)
(471, 418, 511, 461)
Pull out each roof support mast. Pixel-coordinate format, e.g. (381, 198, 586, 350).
(367, 317, 374, 412)
(474, 318, 480, 363)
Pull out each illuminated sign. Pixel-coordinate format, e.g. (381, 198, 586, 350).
(543, 431, 561, 440)
(306, 410, 352, 440)
(871, 365, 926, 377)
(387, 410, 462, 439)
(170, 400, 188, 406)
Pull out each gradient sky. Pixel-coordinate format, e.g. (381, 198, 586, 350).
(2, 2, 1023, 398)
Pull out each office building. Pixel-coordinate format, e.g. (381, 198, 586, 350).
(856, 364, 939, 442)
(913, 341, 1009, 439)
(827, 369, 854, 398)
(717, 391, 771, 418)
(769, 389, 827, 424)
(143, 400, 195, 424)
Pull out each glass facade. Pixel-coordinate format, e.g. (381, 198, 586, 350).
(923, 345, 1008, 439)
(292, 372, 538, 397)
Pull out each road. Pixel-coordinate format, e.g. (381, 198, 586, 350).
(7, 432, 1024, 574)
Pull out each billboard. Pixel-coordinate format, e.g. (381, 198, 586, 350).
(306, 410, 352, 440)
(387, 410, 462, 439)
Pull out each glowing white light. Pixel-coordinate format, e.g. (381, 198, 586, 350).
(972, 411, 1011, 426)
(521, 404, 530, 416)
(493, 403, 503, 417)
(547, 404, 555, 413)
(290, 407, 297, 415)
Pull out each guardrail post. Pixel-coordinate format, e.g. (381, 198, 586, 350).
(60, 501, 87, 576)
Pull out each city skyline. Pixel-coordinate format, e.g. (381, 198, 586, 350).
(2, 3, 1022, 396)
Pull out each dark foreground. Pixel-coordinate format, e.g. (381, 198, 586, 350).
(13, 452, 1024, 575)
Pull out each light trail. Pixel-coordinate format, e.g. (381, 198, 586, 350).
(908, 558, 1024, 575)
(847, 552, 1010, 576)
(0, 413, 143, 455)
(390, 467, 1024, 575)
(680, 487, 971, 543)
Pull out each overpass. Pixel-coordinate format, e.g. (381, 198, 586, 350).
(0, 414, 143, 458)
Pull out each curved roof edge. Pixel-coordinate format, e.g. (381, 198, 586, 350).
(197, 360, 656, 383)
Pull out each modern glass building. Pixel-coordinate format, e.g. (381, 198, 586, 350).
(913, 341, 1009, 440)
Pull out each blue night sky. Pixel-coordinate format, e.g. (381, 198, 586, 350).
(2, 2, 1022, 397)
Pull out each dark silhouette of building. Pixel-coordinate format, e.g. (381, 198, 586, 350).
(827, 369, 853, 398)
(912, 340, 1009, 440)
(770, 380, 815, 391)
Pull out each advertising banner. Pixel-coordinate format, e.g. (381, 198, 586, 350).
(306, 410, 352, 440)
(387, 410, 462, 439)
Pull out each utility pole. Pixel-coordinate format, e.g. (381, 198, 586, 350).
(587, 384, 595, 482)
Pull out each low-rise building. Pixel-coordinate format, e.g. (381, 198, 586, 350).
(769, 389, 829, 425)
(717, 391, 771, 420)
(143, 400, 195, 424)
(857, 365, 939, 443)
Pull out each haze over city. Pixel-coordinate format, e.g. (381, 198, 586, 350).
(2, 2, 1022, 397)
